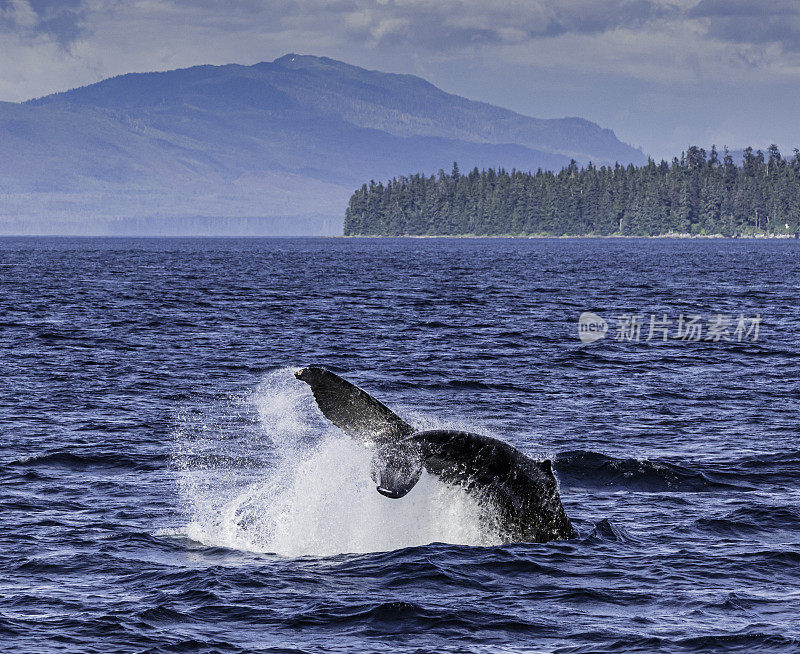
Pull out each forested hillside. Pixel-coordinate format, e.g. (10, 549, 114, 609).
(344, 146, 800, 236)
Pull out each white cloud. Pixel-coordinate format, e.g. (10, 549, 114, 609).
(1, 0, 38, 29)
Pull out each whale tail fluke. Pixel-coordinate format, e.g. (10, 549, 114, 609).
(295, 366, 575, 542)
(295, 366, 415, 447)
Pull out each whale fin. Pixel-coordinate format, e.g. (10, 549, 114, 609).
(295, 366, 415, 446)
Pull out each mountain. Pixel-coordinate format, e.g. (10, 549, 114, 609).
(0, 54, 645, 235)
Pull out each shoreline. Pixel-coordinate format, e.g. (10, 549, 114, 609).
(0, 232, 797, 240)
(340, 232, 800, 239)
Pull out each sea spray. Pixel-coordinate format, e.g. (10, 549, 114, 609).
(173, 368, 501, 556)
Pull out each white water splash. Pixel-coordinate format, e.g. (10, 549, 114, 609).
(173, 368, 501, 557)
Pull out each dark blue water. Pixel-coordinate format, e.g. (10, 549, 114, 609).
(2, 237, 799, 653)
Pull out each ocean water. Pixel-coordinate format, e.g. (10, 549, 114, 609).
(1, 236, 799, 653)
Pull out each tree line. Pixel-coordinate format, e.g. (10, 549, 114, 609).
(344, 146, 800, 236)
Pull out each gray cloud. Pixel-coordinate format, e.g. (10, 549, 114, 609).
(689, 0, 800, 51)
(689, 0, 796, 18)
(3, 0, 678, 50)
(0, 0, 85, 46)
(0, 0, 37, 29)
(6, 1, 800, 55)
(333, 0, 678, 50)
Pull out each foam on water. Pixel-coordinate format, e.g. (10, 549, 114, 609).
(173, 369, 500, 557)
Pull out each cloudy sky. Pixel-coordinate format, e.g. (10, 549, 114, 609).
(1, 0, 799, 159)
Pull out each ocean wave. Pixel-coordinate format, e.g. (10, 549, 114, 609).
(6, 451, 164, 471)
(553, 450, 749, 492)
(696, 505, 800, 535)
(582, 518, 636, 544)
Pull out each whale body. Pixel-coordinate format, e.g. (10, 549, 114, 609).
(295, 366, 574, 543)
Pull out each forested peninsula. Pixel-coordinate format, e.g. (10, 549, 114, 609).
(344, 146, 800, 237)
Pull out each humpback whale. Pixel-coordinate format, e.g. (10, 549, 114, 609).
(295, 366, 574, 543)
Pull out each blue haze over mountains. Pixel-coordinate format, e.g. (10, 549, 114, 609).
(0, 54, 645, 235)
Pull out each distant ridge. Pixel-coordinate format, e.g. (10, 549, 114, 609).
(0, 54, 644, 235)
